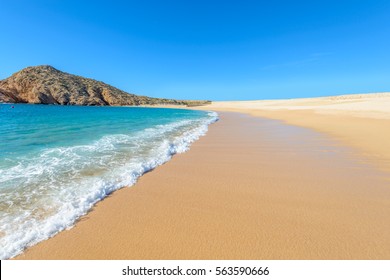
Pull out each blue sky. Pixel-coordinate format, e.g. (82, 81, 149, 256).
(1, 0, 389, 101)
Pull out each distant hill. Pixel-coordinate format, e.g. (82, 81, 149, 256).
(0, 65, 210, 106)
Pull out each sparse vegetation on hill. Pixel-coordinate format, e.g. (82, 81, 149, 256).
(0, 65, 210, 106)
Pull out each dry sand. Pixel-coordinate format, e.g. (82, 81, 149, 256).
(201, 93, 390, 172)
(16, 107, 390, 259)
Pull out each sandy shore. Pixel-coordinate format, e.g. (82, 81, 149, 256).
(200, 93, 390, 173)
(17, 108, 390, 259)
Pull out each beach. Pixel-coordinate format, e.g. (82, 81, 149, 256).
(16, 94, 390, 259)
(201, 93, 390, 172)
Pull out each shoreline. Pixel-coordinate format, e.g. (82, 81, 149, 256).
(16, 110, 390, 259)
(198, 93, 390, 173)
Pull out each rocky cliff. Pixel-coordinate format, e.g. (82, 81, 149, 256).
(0, 65, 210, 106)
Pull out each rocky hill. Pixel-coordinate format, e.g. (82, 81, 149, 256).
(0, 65, 210, 106)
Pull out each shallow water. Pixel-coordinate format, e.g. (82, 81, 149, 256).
(0, 104, 217, 259)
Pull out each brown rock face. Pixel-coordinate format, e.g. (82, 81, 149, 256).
(0, 65, 210, 106)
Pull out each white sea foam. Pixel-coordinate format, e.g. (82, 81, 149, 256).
(0, 111, 218, 259)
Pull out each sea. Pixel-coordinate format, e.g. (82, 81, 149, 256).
(0, 104, 218, 259)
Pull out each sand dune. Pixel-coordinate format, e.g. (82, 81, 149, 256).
(203, 92, 390, 118)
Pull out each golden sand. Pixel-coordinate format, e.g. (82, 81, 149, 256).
(16, 108, 390, 259)
(200, 93, 390, 172)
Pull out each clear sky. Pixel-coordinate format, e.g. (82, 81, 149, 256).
(1, 0, 389, 101)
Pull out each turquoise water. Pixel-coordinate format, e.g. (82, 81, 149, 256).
(0, 104, 217, 259)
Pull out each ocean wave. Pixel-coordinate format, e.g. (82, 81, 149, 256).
(0, 111, 218, 259)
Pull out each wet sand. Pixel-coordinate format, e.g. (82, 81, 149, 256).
(201, 93, 390, 172)
(16, 112, 390, 259)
